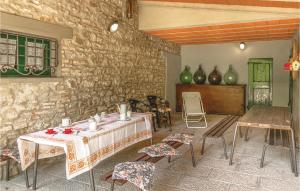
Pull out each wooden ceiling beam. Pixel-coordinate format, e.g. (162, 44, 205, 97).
(151, 26, 298, 38)
(163, 33, 295, 42)
(174, 34, 293, 44)
(146, 18, 300, 35)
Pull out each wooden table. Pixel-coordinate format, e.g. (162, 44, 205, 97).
(229, 106, 298, 177)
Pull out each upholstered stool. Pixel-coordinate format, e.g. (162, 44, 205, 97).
(162, 133, 196, 167)
(111, 161, 155, 191)
(0, 146, 29, 188)
(138, 143, 179, 158)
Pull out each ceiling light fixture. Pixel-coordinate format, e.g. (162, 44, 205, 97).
(109, 21, 119, 32)
(239, 42, 246, 50)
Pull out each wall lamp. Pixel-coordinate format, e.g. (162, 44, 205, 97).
(239, 42, 246, 50)
(109, 21, 119, 33)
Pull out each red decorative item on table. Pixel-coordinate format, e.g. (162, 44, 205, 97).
(46, 128, 57, 134)
(63, 128, 73, 134)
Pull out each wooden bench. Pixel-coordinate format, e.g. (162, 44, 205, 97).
(201, 115, 239, 159)
(101, 141, 183, 185)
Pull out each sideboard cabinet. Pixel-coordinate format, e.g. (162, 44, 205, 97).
(176, 84, 246, 115)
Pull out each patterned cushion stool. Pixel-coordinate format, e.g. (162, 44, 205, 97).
(162, 133, 196, 167)
(0, 146, 30, 188)
(111, 161, 155, 191)
(138, 143, 180, 166)
(138, 143, 179, 158)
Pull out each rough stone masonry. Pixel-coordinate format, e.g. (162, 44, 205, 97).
(0, 0, 180, 177)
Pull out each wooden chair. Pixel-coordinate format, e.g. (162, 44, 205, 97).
(128, 98, 157, 132)
(0, 146, 30, 188)
(201, 115, 239, 159)
(111, 161, 155, 191)
(157, 99, 172, 131)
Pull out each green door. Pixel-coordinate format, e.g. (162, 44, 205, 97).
(248, 58, 273, 109)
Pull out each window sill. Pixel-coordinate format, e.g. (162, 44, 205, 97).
(0, 77, 64, 84)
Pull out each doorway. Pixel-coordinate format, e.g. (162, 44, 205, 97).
(165, 53, 181, 111)
(248, 58, 273, 109)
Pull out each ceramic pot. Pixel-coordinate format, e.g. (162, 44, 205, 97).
(193, 64, 206, 84)
(180, 65, 193, 84)
(224, 65, 238, 85)
(208, 66, 222, 85)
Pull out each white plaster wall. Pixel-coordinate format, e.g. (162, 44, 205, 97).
(181, 40, 291, 107)
(165, 53, 181, 111)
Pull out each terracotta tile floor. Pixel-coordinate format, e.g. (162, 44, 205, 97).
(1, 114, 299, 191)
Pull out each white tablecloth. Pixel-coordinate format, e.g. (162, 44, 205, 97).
(17, 113, 153, 179)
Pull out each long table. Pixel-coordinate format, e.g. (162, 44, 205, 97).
(229, 106, 298, 177)
(17, 113, 153, 190)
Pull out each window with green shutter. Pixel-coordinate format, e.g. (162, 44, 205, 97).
(0, 31, 58, 77)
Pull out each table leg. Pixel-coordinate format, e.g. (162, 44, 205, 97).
(24, 169, 30, 188)
(244, 127, 249, 141)
(290, 129, 298, 177)
(229, 124, 239, 165)
(260, 144, 269, 168)
(89, 169, 95, 191)
(33, 143, 39, 190)
(239, 127, 243, 138)
(288, 131, 295, 173)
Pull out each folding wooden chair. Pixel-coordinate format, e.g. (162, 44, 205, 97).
(182, 92, 207, 128)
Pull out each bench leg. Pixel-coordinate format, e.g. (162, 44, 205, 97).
(190, 143, 196, 167)
(168, 156, 171, 163)
(111, 180, 115, 191)
(221, 136, 228, 159)
(201, 137, 206, 155)
(260, 144, 269, 168)
(6, 158, 10, 181)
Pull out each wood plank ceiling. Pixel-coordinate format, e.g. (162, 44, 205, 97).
(141, 0, 300, 45)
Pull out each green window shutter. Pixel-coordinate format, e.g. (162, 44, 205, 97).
(248, 58, 273, 109)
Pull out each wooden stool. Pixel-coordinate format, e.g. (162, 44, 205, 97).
(111, 161, 155, 191)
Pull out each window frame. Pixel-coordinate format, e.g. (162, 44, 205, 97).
(0, 30, 59, 77)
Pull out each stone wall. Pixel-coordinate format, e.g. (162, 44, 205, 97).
(0, 0, 180, 176)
